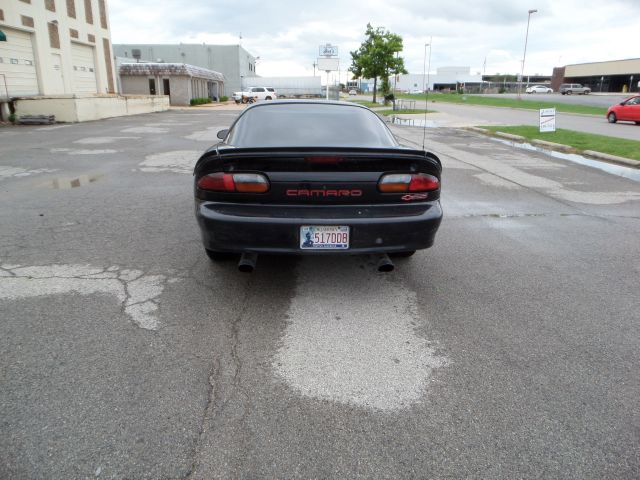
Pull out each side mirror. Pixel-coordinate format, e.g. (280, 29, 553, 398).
(217, 129, 229, 140)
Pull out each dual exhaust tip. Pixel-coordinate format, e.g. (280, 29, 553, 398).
(237, 253, 395, 273)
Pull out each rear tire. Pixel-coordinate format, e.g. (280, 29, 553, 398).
(205, 249, 237, 261)
(566, 90, 572, 95)
(265, 96, 272, 100)
(390, 250, 416, 258)
(607, 113, 617, 123)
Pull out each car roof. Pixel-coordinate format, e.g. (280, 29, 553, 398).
(244, 99, 371, 111)
(224, 100, 398, 148)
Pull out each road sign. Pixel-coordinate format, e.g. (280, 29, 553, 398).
(317, 57, 339, 71)
(539, 108, 556, 133)
(319, 44, 338, 57)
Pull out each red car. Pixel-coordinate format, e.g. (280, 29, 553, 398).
(606, 95, 640, 124)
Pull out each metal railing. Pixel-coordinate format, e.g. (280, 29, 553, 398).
(393, 99, 416, 111)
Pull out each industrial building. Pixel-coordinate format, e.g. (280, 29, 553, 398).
(0, 0, 171, 122)
(552, 58, 640, 93)
(395, 67, 483, 92)
(113, 43, 256, 96)
(119, 63, 225, 106)
(0, 0, 117, 99)
(348, 67, 483, 94)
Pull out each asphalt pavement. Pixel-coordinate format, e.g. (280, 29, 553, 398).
(1, 109, 639, 479)
(387, 99, 640, 141)
(480, 92, 631, 108)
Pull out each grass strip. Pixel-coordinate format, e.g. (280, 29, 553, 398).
(387, 93, 607, 116)
(347, 99, 382, 108)
(481, 125, 640, 161)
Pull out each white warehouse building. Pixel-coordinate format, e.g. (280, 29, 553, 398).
(113, 43, 257, 97)
(0, 0, 117, 100)
(394, 67, 483, 92)
(0, 1, 171, 122)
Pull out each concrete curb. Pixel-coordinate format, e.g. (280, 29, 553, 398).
(494, 132, 525, 142)
(531, 139, 575, 153)
(466, 126, 490, 134)
(582, 150, 640, 168)
(464, 127, 639, 170)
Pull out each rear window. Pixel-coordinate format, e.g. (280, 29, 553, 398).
(225, 103, 399, 148)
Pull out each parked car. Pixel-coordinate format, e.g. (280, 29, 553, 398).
(348, 89, 357, 96)
(525, 85, 553, 94)
(606, 95, 640, 124)
(559, 83, 591, 95)
(232, 87, 278, 103)
(193, 101, 443, 272)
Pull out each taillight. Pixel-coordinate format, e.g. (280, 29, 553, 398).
(378, 173, 439, 193)
(197, 172, 269, 193)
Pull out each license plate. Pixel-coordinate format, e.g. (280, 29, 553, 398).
(300, 225, 349, 250)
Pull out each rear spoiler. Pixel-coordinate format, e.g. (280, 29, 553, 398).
(195, 146, 441, 176)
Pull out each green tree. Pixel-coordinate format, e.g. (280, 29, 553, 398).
(349, 24, 407, 103)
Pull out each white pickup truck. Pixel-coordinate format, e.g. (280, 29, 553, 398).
(232, 87, 278, 103)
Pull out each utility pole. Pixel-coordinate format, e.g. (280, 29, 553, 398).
(518, 9, 538, 99)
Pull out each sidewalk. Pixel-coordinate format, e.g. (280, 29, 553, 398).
(170, 101, 246, 111)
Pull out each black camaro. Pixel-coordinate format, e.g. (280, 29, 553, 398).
(194, 101, 442, 272)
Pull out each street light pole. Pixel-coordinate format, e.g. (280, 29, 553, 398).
(426, 39, 432, 112)
(422, 43, 427, 97)
(422, 38, 432, 149)
(518, 9, 537, 99)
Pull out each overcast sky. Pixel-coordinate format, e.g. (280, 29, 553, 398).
(108, 0, 638, 82)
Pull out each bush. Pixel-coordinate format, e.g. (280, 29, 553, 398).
(190, 97, 212, 106)
(8, 113, 17, 124)
(219, 95, 229, 102)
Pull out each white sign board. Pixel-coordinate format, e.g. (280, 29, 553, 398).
(317, 57, 339, 71)
(319, 44, 338, 57)
(539, 108, 556, 133)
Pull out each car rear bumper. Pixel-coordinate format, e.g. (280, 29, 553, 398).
(195, 201, 443, 254)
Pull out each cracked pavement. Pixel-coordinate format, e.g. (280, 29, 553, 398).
(1, 110, 639, 479)
(0, 263, 176, 329)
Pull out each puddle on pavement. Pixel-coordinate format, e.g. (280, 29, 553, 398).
(52, 174, 100, 189)
(390, 116, 438, 128)
(492, 138, 640, 183)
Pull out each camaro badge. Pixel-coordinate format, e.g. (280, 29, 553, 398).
(286, 189, 363, 197)
(401, 193, 428, 201)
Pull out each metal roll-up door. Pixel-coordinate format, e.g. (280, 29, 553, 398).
(71, 43, 98, 94)
(0, 28, 39, 97)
